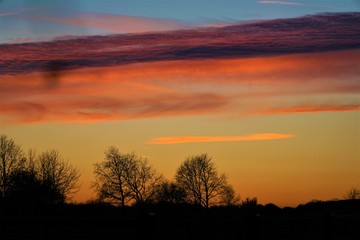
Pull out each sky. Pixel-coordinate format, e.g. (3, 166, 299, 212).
(0, 0, 359, 207)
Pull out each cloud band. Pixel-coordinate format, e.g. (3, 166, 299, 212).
(1, 12, 359, 75)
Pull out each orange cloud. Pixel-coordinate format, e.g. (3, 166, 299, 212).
(0, 64, 231, 124)
(147, 133, 295, 144)
(260, 104, 360, 115)
(0, 50, 358, 125)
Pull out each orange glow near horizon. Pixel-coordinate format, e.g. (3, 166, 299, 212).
(1, 49, 359, 207)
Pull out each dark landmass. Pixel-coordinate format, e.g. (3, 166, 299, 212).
(1, 199, 359, 240)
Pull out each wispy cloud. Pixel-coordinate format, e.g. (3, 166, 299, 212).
(258, 1, 304, 6)
(147, 133, 295, 144)
(0, 95, 228, 124)
(28, 12, 189, 34)
(260, 104, 360, 115)
(0, 7, 37, 17)
(258, 0, 351, 10)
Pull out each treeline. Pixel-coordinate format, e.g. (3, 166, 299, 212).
(2, 134, 358, 212)
(0, 135, 242, 210)
(93, 147, 240, 208)
(0, 135, 80, 209)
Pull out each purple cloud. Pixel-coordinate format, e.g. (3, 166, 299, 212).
(1, 12, 359, 75)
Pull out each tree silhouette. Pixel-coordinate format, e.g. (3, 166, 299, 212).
(125, 156, 163, 204)
(6, 169, 55, 207)
(219, 184, 240, 206)
(93, 146, 163, 206)
(175, 153, 237, 208)
(37, 150, 80, 203)
(93, 147, 136, 206)
(344, 187, 360, 200)
(153, 181, 188, 205)
(240, 197, 258, 209)
(1, 135, 81, 207)
(0, 135, 25, 201)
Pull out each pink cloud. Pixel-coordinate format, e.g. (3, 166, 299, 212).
(147, 133, 295, 144)
(29, 12, 189, 34)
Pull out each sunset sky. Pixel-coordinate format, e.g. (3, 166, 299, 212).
(1, 0, 359, 207)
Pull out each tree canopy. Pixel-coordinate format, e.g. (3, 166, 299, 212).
(93, 146, 163, 206)
(175, 153, 239, 208)
(0, 135, 80, 207)
(0, 135, 25, 200)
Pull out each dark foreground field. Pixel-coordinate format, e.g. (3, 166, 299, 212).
(1, 200, 359, 240)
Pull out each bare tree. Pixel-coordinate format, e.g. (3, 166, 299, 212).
(93, 146, 163, 206)
(37, 149, 80, 203)
(25, 149, 37, 174)
(0, 135, 25, 200)
(1, 135, 80, 206)
(125, 158, 163, 204)
(175, 153, 237, 208)
(344, 187, 360, 200)
(93, 147, 135, 206)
